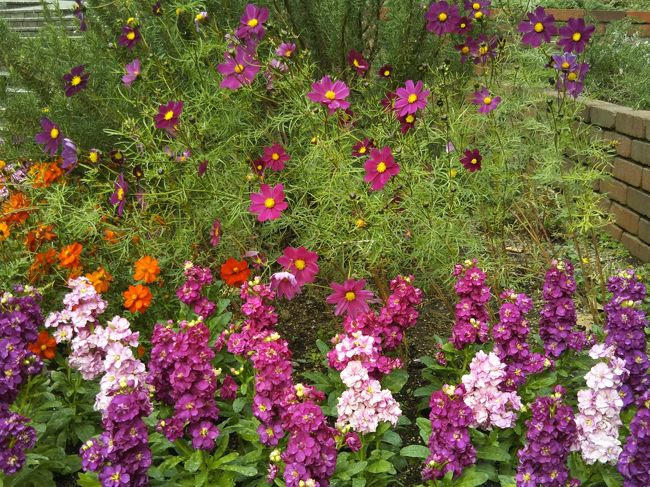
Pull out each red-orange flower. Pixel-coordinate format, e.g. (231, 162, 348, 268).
(220, 257, 251, 287)
(28, 248, 57, 283)
(133, 256, 160, 283)
(123, 284, 152, 314)
(103, 228, 121, 244)
(86, 267, 113, 293)
(29, 161, 64, 188)
(24, 224, 57, 252)
(28, 330, 57, 360)
(1, 192, 31, 226)
(0, 222, 10, 242)
(58, 242, 83, 270)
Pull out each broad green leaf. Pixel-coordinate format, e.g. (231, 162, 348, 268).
(185, 450, 202, 473)
(366, 459, 396, 474)
(76, 472, 101, 487)
(220, 464, 257, 476)
(476, 444, 511, 462)
(416, 417, 432, 443)
(498, 475, 516, 487)
(454, 467, 489, 487)
(400, 445, 430, 459)
(232, 397, 246, 413)
(382, 368, 408, 393)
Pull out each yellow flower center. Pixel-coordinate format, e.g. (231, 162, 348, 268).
(89, 152, 98, 163)
(234, 64, 245, 74)
(534, 22, 544, 33)
(449, 169, 458, 178)
(117, 188, 124, 200)
(200, 427, 208, 436)
(271, 153, 280, 161)
(483, 96, 492, 105)
(461, 46, 470, 54)
(127, 31, 136, 41)
(376, 162, 387, 173)
(438, 12, 447, 22)
(475, 11, 483, 19)
(407, 93, 418, 103)
(164, 110, 175, 120)
(111, 473, 121, 481)
(353, 59, 360, 68)
(247, 18, 259, 28)
(195, 13, 205, 22)
(345, 291, 356, 301)
(294, 259, 306, 270)
(479, 44, 488, 55)
(40, 344, 47, 351)
(523, 473, 531, 481)
(567, 72, 578, 81)
(114, 152, 122, 160)
(324, 90, 336, 100)
(405, 114, 414, 123)
(50, 128, 59, 139)
(264, 198, 275, 208)
(471, 158, 478, 165)
(561, 61, 570, 70)
(359, 146, 366, 154)
(71, 76, 82, 86)
(284, 50, 293, 58)
(460, 22, 467, 29)
(384, 70, 390, 76)
(473, 2, 480, 9)
(572, 32, 581, 42)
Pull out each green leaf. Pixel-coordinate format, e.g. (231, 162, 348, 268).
(382, 429, 402, 446)
(76, 472, 101, 487)
(400, 445, 430, 459)
(498, 475, 516, 487)
(352, 478, 366, 487)
(185, 450, 202, 473)
(316, 339, 330, 354)
(454, 467, 489, 487)
(476, 445, 511, 462)
(220, 464, 257, 476)
(366, 459, 396, 474)
(74, 423, 95, 443)
(416, 417, 432, 443)
(382, 368, 408, 393)
(601, 468, 623, 487)
(232, 397, 246, 413)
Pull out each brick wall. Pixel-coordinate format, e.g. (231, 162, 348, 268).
(582, 99, 650, 262)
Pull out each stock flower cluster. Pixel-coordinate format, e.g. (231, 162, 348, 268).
(451, 260, 491, 349)
(574, 344, 627, 464)
(516, 386, 578, 487)
(461, 350, 522, 429)
(422, 384, 475, 481)
(604, 269, 649, 407)
(539, 260, 586, 358)
(618, 392, 650, 487)
(492, 290, 546, 390)
(175, 262, 217, 318)
(149, 320, 220, 450)
(0, 286, 43, 474)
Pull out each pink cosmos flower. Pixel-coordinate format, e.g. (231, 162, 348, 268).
(236, 3, 269, 41)
(326, 279, 374, 318)
(249, 183, 288, 221)
(276, 42, 296, 58)
(122, 59, 141, 87)
(209, 219, 222, 247)
(307, 76, 350, 115)
(262, 143, 290, 171)
(472, 87, 500, 113)
(394, 80, 429, 117)
(460, 148, 482, 172)
(398, 113, 416, 133)
(217, 46, 260, 90)
(277, 246, 319, 286)
(425, 1, 460, 36)
(154, 100, 184, 134)
(270, 272, 301, 300)
(347, 49, 369, 76)
(364, 146, 399, 191)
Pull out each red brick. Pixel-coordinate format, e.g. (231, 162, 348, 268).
(611, 202, 640, 233)
(599, 178, 627, 204)
(627, 188, 650, 218)
(616, 110, 650, 139)
(622, 233, 650, 262)
(605, 223, 623, 241)
(601, 130, 632, 158)
(643, 168, 650, 192)
(612, 158, 643, 187)
(627, 12, 650, 23)
(639, 218, 650, 244)
(631, 140, 650, 167)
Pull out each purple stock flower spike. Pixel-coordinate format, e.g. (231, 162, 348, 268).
(450, 259, 491, 349)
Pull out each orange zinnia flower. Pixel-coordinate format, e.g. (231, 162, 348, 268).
(103, 228, 121, 244)
(0, 222, 9, 242)
(133, 256, 160, 283)
(220, 257, 251, 287)
(24, 224, 57, 252)
(28, 330, 57, 360)
(86, 267, 113, 293)
(28, 248, 57, 283)
(123, 284, 152, 314)
(30, 161, 63, 188)
(1, 192, 31, 226)
(58, 242, 83, 269)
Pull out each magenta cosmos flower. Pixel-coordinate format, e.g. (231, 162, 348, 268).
(461, 148, 482, 172)
(209, 219, 222, 247)
(352, 138, 374, 157)
(347, 49, 369, 76)
(326, 279, 374, 318)
(236, 3, 269, 40)
(464, 0, 490, 20)
(63, 64, 89, 97)
(217, 46, 260, 90)
(109, 174, 128, 216)
(249, 183, 288, 222)
(122, 59, 141, 87)
(34, 117, 62, 156)
(276, 42, 296, 58)
(307, 76, 350, 115)
(277, 246, 319, 286)
(472, 87, 500, 113)
(426, 1, 460, 36)
(364, 146, 400, 191)
(270, 272, 301, 300)
(558, 18, 595, 54)
(394, 80, 429, 117)
(262, 143, 290, 171)
(154, 100, 183, 134)
(118, 25, 141, 49)
(378, 64, 393, 78)
(518, 7, 557, 47)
